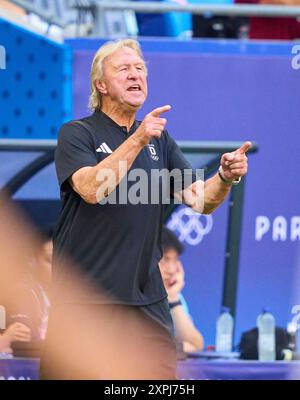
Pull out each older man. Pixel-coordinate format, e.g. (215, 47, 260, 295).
(42, 39, 250, 379)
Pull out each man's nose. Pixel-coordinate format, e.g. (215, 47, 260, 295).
(127, 67, 139, 79)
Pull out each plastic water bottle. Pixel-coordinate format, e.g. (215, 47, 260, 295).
(216, 307, 233, 353)
(257, 308, 276, 361)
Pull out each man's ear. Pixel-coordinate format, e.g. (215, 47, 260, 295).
(95, 79, 107, 95)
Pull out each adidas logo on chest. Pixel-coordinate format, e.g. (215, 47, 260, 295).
(96, 142, 113, 154)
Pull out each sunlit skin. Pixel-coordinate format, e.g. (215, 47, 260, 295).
(95, 47, 148, 130)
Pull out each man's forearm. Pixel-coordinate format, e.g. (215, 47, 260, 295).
(71, 134, 145, 204)
(71, 106, 170, 204)
(181, 174, 231, 215)
(203, 173, 231, 214)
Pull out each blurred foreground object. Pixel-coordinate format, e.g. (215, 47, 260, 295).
(0, 322, 31, 354)
(0, 195, 176, 379)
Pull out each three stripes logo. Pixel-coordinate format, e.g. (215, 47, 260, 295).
(96, 142, 113, 154)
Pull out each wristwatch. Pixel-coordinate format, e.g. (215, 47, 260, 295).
(169, 300, 182, 310)
(218, 166, 241, 186)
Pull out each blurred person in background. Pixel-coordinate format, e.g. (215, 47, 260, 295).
(41, 38, 250, 379)
(235, 0, 300, 39)
(160, 227, 204, 353)
(6, 226, 53, 343)
(0, 322, 31, 354)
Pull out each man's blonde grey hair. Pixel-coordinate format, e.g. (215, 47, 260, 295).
(88, 39, 147, 112)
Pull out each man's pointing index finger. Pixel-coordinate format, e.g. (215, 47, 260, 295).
(149, 105, 171, 118)
(235, 141, 252, 155)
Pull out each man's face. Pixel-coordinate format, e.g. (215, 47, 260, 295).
(99, 47, 148, 111)
(159, 248, 182, 286)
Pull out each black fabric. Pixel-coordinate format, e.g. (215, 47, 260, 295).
(239, 327, 290, 360)
(53, 111, 199, 306)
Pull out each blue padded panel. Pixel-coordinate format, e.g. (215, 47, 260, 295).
(0, 18, 72, 139)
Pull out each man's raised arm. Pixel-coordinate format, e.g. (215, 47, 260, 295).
(179, 141, 252, 214)
(70, 105, 171, 204)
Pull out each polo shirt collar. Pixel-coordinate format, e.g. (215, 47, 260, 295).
(93, 110, 139, 136)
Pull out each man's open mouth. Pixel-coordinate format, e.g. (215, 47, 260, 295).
(127, 84, 141, 92)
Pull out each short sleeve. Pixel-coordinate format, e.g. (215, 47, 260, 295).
(55, 122, 98, 191)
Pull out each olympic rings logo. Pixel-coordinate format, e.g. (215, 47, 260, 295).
(167, 207, 213, 246)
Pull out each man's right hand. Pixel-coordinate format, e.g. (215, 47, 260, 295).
(134, 105, 171, 146)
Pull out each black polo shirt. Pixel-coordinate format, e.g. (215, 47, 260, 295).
(53, 111, 198, 306)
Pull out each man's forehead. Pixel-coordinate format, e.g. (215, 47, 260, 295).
(106, 47, 144, 66)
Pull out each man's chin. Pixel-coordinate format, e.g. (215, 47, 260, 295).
(125, 94, 146, 109)
(126, 102, 144, 112)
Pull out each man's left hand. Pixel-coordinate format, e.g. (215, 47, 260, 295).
(220, 141, 252, 182)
